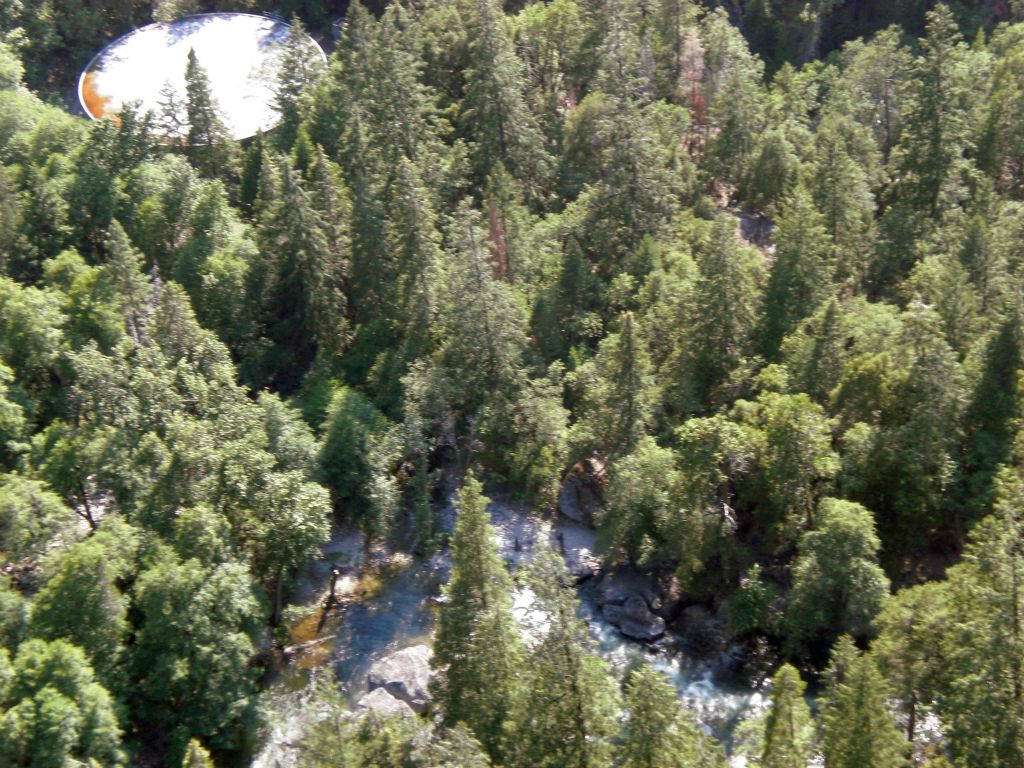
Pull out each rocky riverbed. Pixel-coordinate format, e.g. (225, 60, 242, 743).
(251, 498, 769, 768)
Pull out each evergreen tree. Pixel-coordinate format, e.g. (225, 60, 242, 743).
(940, 470, 1024, 768)
(621, 662, 720, 768)
(460, 0, 553, 202)
(572, 311, 658, 458)
(432, 472, 523, 760)
(760, 184, 835, 360)
(184, 48, 237, 181)
(761, 664, 814, 768)
(272, 16, 324, 152)
(255, 158, 341, 389)
(507, 545, 620, 768)
(873, 583, 947, 746)
(821, 642, 908, 768)
(0, 639, 124, 767)
(691, 216, 764, 404)
(890, 4, 975, 221)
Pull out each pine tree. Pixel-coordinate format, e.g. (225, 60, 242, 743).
(184, 48, 238, 181)
(811, 114, 877, 292)
(761, 664, 813, 768)
(621, 662, 719, 768)
(272, 16, 324, 152)
(432, 472, 523, 760)
(890, 3, 975, 221)
(691, 216, 763, 404)
(507, 545, 620, 768)
(940, 470, 1024, 768)
(103, 220, 151, 345)
(461, 0, 552, 203)
(439, 201, 529, 423)
(872, 583, 947, 746)
(821, 643, 907, 768)
(573, 311, 658, 458)
(255, 158, 340, 389)
(760, 184, 835, 360)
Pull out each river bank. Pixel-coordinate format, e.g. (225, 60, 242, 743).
(251, 498, 770, 767)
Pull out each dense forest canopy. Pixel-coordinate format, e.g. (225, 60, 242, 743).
(2, 0, 1024, 766)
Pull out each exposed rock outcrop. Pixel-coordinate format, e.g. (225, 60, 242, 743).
(558, 457, 608, 528)
(366, 644, 433, 713)
(356, 687, 416, 718)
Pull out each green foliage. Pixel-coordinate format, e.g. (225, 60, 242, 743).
(761, 664, 814, 768)
(2, 6, 1024, 765)
(725, 564, 781, 637)
(28, 524, 137, 689)
(821, 639, 908, 768)
(432, 472, 523, 760)
(735, 391, 839, 542)
(785, 498, 889, 653)
(601, 436, 679, 567)
(621, 662, 722, 768)
(0, 474, 75, 566)
(317, 385, 397, 541)
(131, 551, 267, 750)
(507, 545, 619, 768)
(0, 638, 123, 767)
(938, 470, 1024, 767)
(571, 311, 658, 458)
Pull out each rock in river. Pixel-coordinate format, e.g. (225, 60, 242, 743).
(602, 595, 666, 641)
(367, 644, 433, 713)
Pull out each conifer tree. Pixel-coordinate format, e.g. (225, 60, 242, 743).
(621, 662, 719, 768)
(873, 583, 947, 746)
(821, 642, 907, 768)
(760, 184, 835, 360)
(761, 664, 814, 768)
(184, 48, 238, 181)
(890, 3, 975, 221)
(255, 158, 341, 389)
(572, 311, 658, 458)
(432, 472, 523, 760)
(691, 216, 763, 404)
(439, 201, 529, 425)
(461, 0, 552, 203)
(272, 16, 324, 152)
(507, 545, 619, 768)
(940, 470, 1024, 768)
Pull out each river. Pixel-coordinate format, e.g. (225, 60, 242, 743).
(251, 499, 768, 768)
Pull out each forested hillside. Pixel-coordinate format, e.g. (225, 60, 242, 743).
(1, 1, 1024, 767)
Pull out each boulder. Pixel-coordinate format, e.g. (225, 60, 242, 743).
(558, 457, 608, 527)
(597, 568, 660, 607)
(603, 595, 666, 641)
(356, 687, 415, 718)
(367, 644, 433, 713)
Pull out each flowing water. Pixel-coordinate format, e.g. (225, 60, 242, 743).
(251, 501, 767, 768)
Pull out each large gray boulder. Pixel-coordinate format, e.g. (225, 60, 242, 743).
(357, 687, 415, 718)
(603, 595, 666, 641)
(367, 644, 433, 713)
